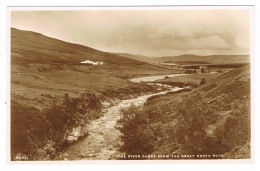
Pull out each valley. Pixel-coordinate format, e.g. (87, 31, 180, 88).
(10, 28, 251, 161)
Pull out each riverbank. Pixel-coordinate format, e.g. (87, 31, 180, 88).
(55, 87, 184, 160)
(155, 73, 223, 85)
(55, 73, 202, 160)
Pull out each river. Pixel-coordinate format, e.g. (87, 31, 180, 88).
(61, 74, 184, 160)
(130, 73, 187, 83)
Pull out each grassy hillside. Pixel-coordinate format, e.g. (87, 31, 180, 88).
(11, 28, 171, 109)
(11, 28, 146, 65)
(156, 73, 223, 85)
(118, 65, 250, 159)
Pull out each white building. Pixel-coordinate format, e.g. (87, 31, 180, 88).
(80, 60, 104, 65)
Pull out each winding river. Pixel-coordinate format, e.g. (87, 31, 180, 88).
(62, 74, 185, 160)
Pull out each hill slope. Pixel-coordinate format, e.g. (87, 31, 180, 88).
(11, 28, 170, 109)
(118, 65, 251, 159)
(11, 28, 147, 65)
(115, 53, 154, 63)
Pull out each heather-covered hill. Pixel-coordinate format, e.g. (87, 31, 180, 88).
(118, 65, 251, 159)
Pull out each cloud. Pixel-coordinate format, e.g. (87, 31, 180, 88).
(11, 9, 251, 56)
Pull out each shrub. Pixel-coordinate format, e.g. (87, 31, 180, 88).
(166, 93, 229, 156)
(215, 101, 250, 157)
(11, 91, 103, 160)
(117, 105, 155, 156)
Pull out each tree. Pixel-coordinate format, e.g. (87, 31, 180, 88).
(200, 78, 206, 86)
(201, 68, 205, 74)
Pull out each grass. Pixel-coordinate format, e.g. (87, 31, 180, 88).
(11, 64, 171, 110)
(155, 73, 223, 85)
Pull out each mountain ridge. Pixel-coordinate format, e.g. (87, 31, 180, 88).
(11, 28, 146, 66)
(116, 53, 250, 64)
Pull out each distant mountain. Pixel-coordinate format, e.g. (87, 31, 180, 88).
(154, 54, 250, 64)
(162, 61, 211, 65)
(11, 28, 145, 66)
(115, 53, 250, 65)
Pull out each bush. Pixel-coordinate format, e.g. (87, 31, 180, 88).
(215, 101, 250, 157)
(115, 83, 250, 159)
(172, 93, 241, 156)
(117, 105, 155, 156)
(11, 91, 103, 160)
(11, 102, 43, 156)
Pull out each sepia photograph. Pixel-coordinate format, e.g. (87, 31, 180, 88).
(8, 6, 253, 162)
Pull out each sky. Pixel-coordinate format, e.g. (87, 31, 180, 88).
(11, 9, 251, 57)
